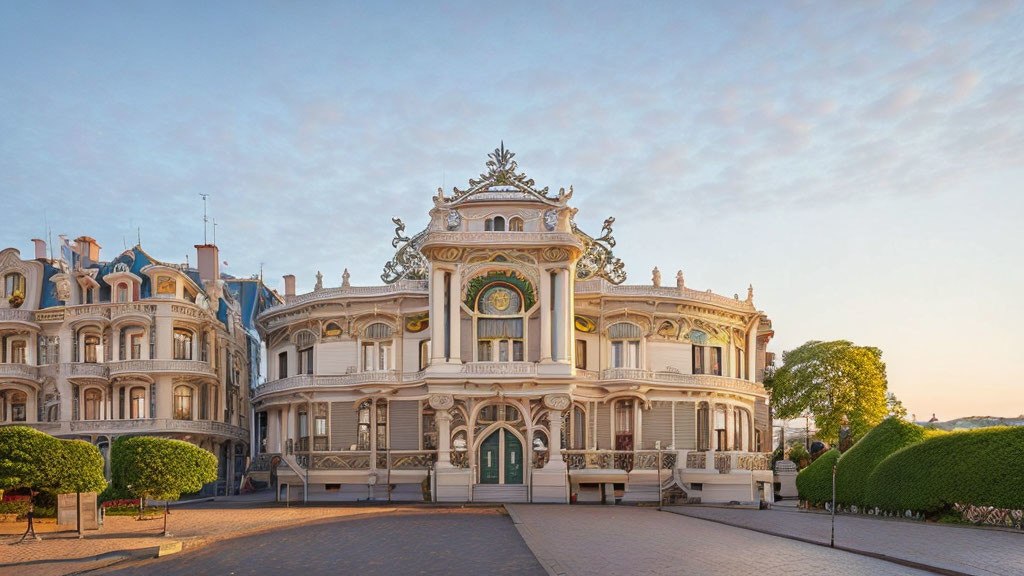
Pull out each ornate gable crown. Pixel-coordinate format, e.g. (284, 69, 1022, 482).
(440, 142, 569, 206)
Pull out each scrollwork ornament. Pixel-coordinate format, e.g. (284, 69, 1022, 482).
(573, 216, 626, 284)
(381, 217, 429, 284)
(542, 247, 569, 262)
(428, 393, 455, 410)
(543, 394, 571, 410)
(446, 210, 461, 230)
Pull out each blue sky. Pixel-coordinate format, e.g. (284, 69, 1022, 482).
(2, 1, 1023, 419)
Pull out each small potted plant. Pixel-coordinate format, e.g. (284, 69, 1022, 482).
(8, 289, 24, 309)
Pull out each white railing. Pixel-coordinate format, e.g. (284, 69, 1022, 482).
(574, 278, 756, 312)
(460, 362, 537, 376)
(0, 363, 40, 381)
(253, 370, 403, 398)
(600, 369, 765, 394)
(107, 359, 215, 377)
(0, 308, 37, 324)
(60, 362, 110, 379)
(57, 418, 247, 441)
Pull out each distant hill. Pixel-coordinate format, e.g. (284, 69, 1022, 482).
(915, 415, 1024, 431)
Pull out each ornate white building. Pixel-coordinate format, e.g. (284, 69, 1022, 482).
(0, 238, 277, 495)
(251, 145, 775, 504)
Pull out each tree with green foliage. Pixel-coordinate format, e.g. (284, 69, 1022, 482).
(834, 417, 932, 507)
(764, 340, 889, 444)
(886, 393, 908, 420)
(113, 436, 217, 535)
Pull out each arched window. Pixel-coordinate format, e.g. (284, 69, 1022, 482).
(614, 400, 634, 451)
(361, 323, 393, 372)
(84, 388, 102, 420)
(5, 391, 27, 422)
(322, 321, 343, 338)
(475, 284, 525, 362)
(3, 272, 25, 299)
(714, 405, 727, 450)
(562, 404, 587, 450)
(608, 322, 642, 368)
(508, 217, 524, 232)
(10, 340, 26, 364)
(116, 283, 129, 303)
(173, 329, 193, 360)
(83, 334, 100, 363)
(173, 385, 193, 420)
(493, 216, 505, 231)
(129, 387, 146, 419)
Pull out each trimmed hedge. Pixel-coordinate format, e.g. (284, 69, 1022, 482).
(865, 426, 1024, 514)
(112, 436, 217, 502)
(835, 417, 933, 507)
(796, 448, 839, 505)
(0, 426, 105, 495)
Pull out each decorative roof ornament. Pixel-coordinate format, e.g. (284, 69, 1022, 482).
(381, 217, 428, 284)
(448, 142, 560, 203)
(573, 216, 626, 284)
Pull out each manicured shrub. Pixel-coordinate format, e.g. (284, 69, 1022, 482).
(0, 426, 105, 495)
(787, 443, 810, 469)
(835, 417, 933, 507)
(113, 436, 217, 503)
(796, 448, 839, 505)
(865, 426, 1024, 514)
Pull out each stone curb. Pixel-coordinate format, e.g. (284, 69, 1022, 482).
(663, 508, 972, 576)
(0, 539, 184, 574)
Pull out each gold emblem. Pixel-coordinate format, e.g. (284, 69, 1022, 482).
(488, 289, 511, 311)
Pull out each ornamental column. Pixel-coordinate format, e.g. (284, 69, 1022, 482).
(430, 266, 446, 362)
(540, 268, 552, 362)
(547, 408, 565, 468)
(448, 265, 461, 363)
(431, 394, 454, 467)
(746, 320, 758, 383)
(556, 268, 572, 363)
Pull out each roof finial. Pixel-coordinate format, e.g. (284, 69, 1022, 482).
(676, 270, 684, 289)
(342, 268, 351, 288)
(652, 267, 661, 287)
(747, 284, 754, 303)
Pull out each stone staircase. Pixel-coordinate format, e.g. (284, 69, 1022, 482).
(472, 484, 529, 502)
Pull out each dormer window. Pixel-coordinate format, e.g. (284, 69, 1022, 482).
(608, 322, 642, 369)
(116, 283, 129, 303)
(3, 273, 25, 299)
(509, 217, 524, 231)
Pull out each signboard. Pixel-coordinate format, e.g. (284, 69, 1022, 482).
(57, 492, 99, 530)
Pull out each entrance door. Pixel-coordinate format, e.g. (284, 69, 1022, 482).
(504, 429, 523, 484)
(480, 431, 500, 484)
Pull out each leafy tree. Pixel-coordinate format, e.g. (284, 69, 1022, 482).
(53, 440, 107, 494)
(886, 392, 908, 419)
(765, 340, 889, 445)
(0, 426, 60, 492)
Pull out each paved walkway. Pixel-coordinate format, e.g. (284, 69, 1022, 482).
(507, 505, 931, 575)
(0, 500, 401, 576)
(667, 506, 1024, 576)
(93, 508, 543, 576)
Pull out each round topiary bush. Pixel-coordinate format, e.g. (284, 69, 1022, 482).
(835, 417, 934, 507)
(796, 448, 839, 505)
(865, 426, 1024, 514)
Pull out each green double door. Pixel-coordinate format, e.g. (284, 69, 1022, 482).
(479, 429, 523, 484)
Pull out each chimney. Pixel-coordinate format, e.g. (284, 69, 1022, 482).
(74, 236, 101, 266)
(31, 238, 47, 260)
(283, 275, 296, 299)
(195, 244, 220, 283)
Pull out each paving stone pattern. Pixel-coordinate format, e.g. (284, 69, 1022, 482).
(668, 506, 1024, 576)
(509, 505, 933, 576)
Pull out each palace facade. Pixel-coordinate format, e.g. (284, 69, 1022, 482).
(251, 145, 776, 504)
(0, 238, 277, 495)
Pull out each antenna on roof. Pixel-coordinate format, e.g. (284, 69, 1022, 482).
(212, 218, 217, 245)
(137, 227, 142, 247)
(123, 236, 127, 251)
(200, 193, 210, 244)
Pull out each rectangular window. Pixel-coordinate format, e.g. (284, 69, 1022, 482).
(419, 340, 430, 370)
(378, 343, 391, 370)
(628, 341, 640, 368)
(611, 341, 623, 368)
(278, 351, 288, 379)
(130, 334, 143, 360)
(376, 403, 387, 450)
(298, 348, 313, 375)
(512, 340, 523, 362)
(575, 339, 587, 370)
(11, 341, 26, 364)
(711, 347, 722, 376)
(498, 340, 508, 362)
(117, 285, 129, 303)
(298, 412, 309, 439)
(693, 345, 705, 375)
(477, 340, 492, 362)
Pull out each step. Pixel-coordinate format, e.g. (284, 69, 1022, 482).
(471, 484, 529, 503)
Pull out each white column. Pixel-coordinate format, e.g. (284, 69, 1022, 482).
(448, 265, 461, 363)
(436, 410, 452, 467)
(557, 269, 571, 363)
(567, 268, 576, 368)
(725, 406, 734, 451)
(547, 409, 565, 468)
(540, 268, 552, 362)
(746, 322, 758, 383)
(728, 338, 736, 378)
(112, 329, 121, 362)
(430, 267, 446, 361)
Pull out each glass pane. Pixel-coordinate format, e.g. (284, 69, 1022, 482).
(512, 340, 523, 362)
(499, 340, 508, 362)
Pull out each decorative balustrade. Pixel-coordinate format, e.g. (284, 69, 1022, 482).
(714, 452, 732, 474)
(460, 362, 536, 376)
(376, 450, 437, 470)
(307, 452, 372, 470)
(563, 450, 675, 472)
(248, 453, 282, 472)
(66, 418, 247, 440)
(0, 308, 37, 324)
(575, 369, 600, 380)
(686, 451, 706, 469)
(253, 371, 404, 398)
(735, 452, 772, 471)
(107, 359, 215, 377)
(61, 362, 109, 380)
(110, 302, 157, 318)
(0, 363, 40, 381)
(600, 369, 765, 394)
(575, 278, 756, 312)
(0, 421, 62, 434)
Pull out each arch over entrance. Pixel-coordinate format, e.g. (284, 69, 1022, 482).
(478, 428, 523, 485)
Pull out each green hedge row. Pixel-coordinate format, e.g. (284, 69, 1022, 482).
(865, 426, 1024, 513)
(834, 417, 934, 506)
(795, 448, 839, 505)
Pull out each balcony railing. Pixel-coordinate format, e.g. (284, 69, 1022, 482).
(0, 363, 40, 382)
(0, 308, 37, 325)
(67, 418, 247, 441)
(60, 362, 109, 380)
(376, 450, 437, 470)
(107, 359, 215, 377)
(295, 450, 437, 471)
(600, 369, 765, 394)
(563, 450, 676, 472)
(459, 362, 537, 376)
(253, 371, 403, 398)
